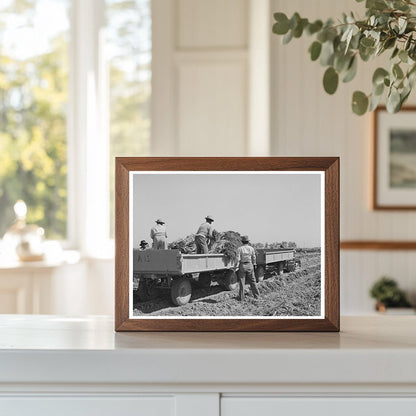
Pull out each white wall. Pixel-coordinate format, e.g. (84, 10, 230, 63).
(152, 0, 271, 156)
(271, 0, 416, 313)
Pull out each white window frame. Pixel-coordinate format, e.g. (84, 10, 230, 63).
(68, 0, 111, 258)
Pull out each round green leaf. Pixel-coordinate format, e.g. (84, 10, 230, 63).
(282, 29, 293, 44)
(393, 63, 404, 79)
(391, 47, 399, 59)
(342, 56, 358, 83)
(323, 67, 339, 95)
(320, 41, 335, 66)
(373, 82, 385, 96)
(307, 20, 323, 35)
(384, 37, 396, 50)
(369, 92, 383, 111)
(372, 68, 389, 86)
(273, 13, 290, 35)
(387, 88, 401, 113)
(334, 52, 352, 73)
(359, 44, 375, 62)
(399, 50, 408, 63)
(360, 37, 375, 48)
(309, 41, 322, 61)
(352, 91, 369, 115)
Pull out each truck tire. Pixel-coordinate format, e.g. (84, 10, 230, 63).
(138, 279, 159, 301)
(171, 277, 192, 306)
(223, 269, 238, 291)
(255, 265, 265, 283)
(198, 272, 212, 288)
(277, 262, 284, 276)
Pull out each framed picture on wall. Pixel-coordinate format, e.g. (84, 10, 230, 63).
(374, 106, 416, 209)
(115, 157, 339, 332)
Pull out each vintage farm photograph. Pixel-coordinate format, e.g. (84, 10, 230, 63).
(129, 172, 324, 318)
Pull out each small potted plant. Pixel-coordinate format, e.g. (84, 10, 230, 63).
(370, 276, 413, 313)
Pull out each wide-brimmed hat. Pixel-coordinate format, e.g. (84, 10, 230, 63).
(155, 218, 165, 224)
(205, 215, 214, 222)
(241, 235, 250, 243)
(140, 240, 148, 246)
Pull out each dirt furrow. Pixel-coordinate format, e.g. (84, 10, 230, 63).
(133, 253, 322, 317)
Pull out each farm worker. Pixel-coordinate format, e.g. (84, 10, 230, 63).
(139, 240, 149, 250)
(150, 219, 167, 249)
(195, 215, 214, 254)
(236, 235, 260, 301)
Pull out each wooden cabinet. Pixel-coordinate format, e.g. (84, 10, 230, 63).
(0, 316, 415, 415)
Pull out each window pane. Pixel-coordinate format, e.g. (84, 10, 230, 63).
(0, 0, 70, 239)
(106, 0, 151, 237)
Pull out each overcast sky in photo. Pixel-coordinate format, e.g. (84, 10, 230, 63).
(132, 172, 322, 248)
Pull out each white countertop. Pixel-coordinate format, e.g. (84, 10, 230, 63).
(0, 315, 415, 386)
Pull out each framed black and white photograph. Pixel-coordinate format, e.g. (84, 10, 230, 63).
(115, 157, 339, 331)
(374, 106, 416, 209)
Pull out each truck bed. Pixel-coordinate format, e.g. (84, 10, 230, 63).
(256, 249, 295, 265)
(133, 248, 296, 275)
(133, 249, 234, 275)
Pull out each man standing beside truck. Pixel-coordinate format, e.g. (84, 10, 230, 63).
(195, 215, 214, 254)
(236, 235, 260, 301)
(150, 219, 167, 249)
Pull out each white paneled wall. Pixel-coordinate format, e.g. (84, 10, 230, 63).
(271, 0, 416, 313)
(152, 0, 251, 156)
(177, 58, 247, 155)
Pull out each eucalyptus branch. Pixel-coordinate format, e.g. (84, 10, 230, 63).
(272, 0, 416, 114)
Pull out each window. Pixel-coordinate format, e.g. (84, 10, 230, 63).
(0, 0, 70, 239)
(0, 0, 151, 251)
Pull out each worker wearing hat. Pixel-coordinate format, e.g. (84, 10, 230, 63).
(195, 215, 214, 254)
(139, 240, 149, 250)
(236, 235, 260, 301)
(150, 219, 167, 249)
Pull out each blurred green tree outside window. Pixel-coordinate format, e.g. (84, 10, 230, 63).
(0, 0, 70, 239)
(0, 0, 151, 241)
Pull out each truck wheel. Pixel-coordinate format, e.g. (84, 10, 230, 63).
(255, 265, 265, 283)
(138, 279, 159, 301)
(277, 262, 284, 276)
(171, 277, 192, 306)
(223, 269, 238, 291)
(198, 272, 211, 288)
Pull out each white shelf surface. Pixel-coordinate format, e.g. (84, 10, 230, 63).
(0, 315, 415, 387)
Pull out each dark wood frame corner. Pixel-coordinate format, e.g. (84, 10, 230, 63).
(373, 105, 416, 210)
(115, 157, 340, 332)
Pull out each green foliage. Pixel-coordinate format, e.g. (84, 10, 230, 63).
(323, 67, 339, 94)
(369, 276, 411, 307)
(272, 0, 416, 115)
(0, 5, 69, 238)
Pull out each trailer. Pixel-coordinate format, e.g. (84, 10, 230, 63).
(133, 248, 299, 306)
(254, 248, 300, 282)
(133, 249, 237, 306)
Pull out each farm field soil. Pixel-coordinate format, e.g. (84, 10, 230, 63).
(133, 251, 321, 317)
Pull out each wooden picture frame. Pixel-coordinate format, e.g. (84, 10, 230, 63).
(115, 157, 339, 332)
(373, 106, 416, 210)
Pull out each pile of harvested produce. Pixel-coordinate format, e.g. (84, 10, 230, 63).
(169, 230, 243, 263)
(168, 234, 196, 253)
